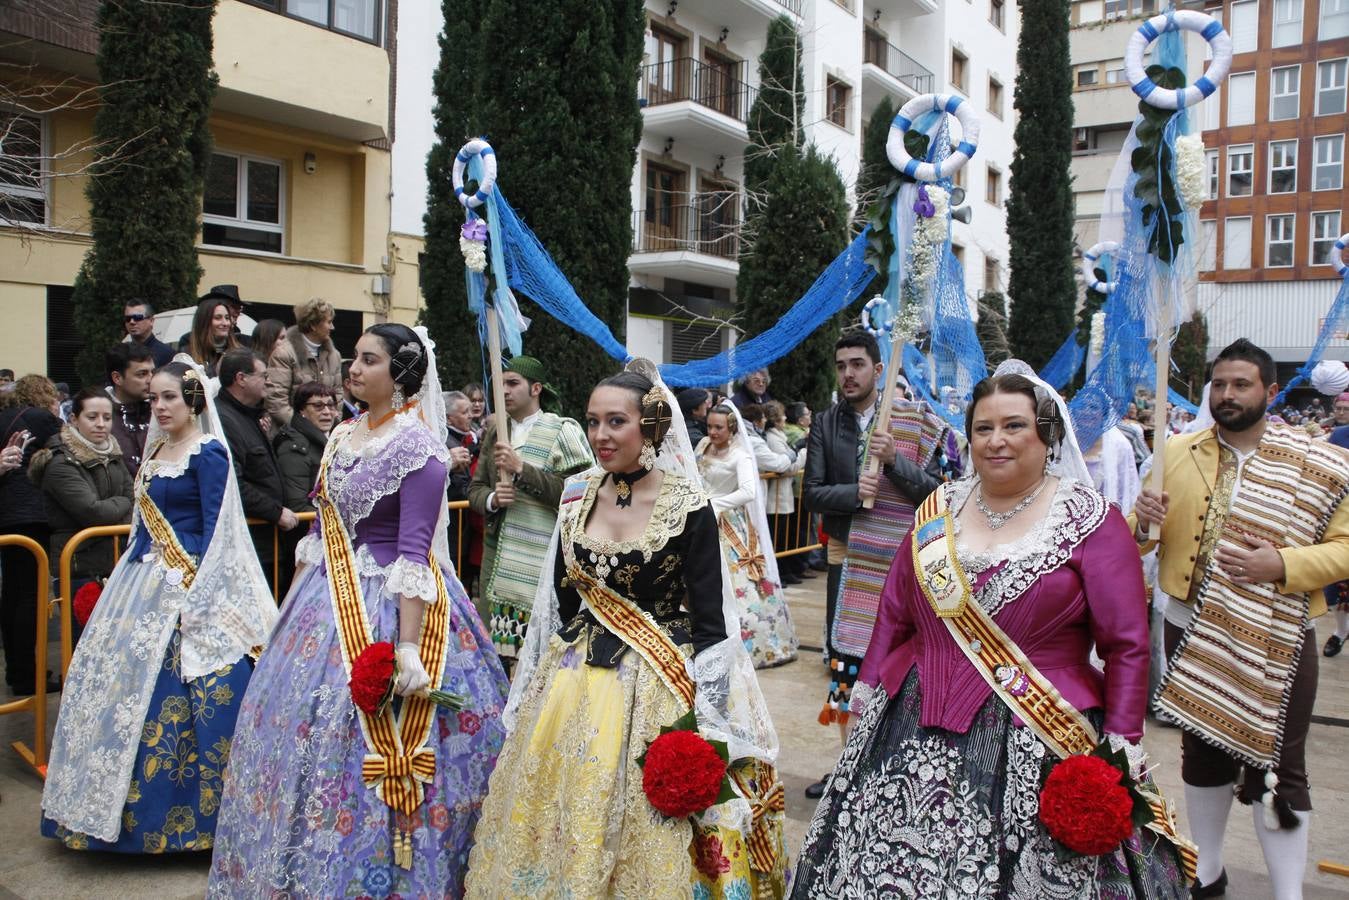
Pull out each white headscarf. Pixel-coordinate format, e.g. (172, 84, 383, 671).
(990, 358, 1093, 485)
(699, 401, 783, 588)
(505, 358, 778, 834)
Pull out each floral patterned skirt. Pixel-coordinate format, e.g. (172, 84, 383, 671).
(206, 561, 509, 899)
(791, 672, 1188, 900)
(719, 508, 798, 669)
(465, 630, 787, 899)
(41, 629, 251, 853)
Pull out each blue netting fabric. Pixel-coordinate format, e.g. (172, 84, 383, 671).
(1271, 274, 1349, 406)
(1039, 329, 1087, 392)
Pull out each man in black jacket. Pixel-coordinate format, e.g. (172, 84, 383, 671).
(801, 330, 944, 797)
(216, 348, 297, 594)
(105, 342, 155, 478)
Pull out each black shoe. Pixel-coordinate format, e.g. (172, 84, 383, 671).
(800, 568, 819, 579)
(804, 776, 829, 799)
(10, 673, 60, 696)
(1190, 869, 1227, 898)
(809, 559, 828, 572)
(1325, 635, 1344, 657)
(781, 573, 802, 585)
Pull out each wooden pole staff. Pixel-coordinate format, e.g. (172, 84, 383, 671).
(485, 304, 510, 443)
(1148, 303, 1172, 540)
(861, 326, 907, 510)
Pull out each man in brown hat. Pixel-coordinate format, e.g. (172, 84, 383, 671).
(468, 356, 591, 669)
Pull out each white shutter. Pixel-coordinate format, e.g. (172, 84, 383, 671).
(1223, 217, 1252, 269)
(1230, 1, 1258, 53)
(1227, 72, 1255, 126)
(1199, 220, 1217, 272)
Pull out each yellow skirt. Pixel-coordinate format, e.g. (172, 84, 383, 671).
(465, 631, 787, 899)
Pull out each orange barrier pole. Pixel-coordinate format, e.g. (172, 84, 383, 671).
(0, 534, 51, 778)
(57, 524, 131, 679)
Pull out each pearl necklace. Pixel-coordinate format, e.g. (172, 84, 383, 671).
(975, 478, 1048, 530)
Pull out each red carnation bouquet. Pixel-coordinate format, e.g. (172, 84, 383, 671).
(638, 709, 742, 819)
(73, 581, 103, 627)
(1039, 740, 1153, 857)
(348, 641, 467, 717)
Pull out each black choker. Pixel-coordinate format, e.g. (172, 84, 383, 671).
(610, 468, 651, 508)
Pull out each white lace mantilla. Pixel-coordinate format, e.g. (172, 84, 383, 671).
(949, 478, 1109, 617)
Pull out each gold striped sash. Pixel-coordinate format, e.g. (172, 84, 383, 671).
(913, 488, 1198, 880)
(136, 489, 198, 590)
(730, 761, 785, 873)
(717, 512, 767, 582)
(315, 423, 452, 869)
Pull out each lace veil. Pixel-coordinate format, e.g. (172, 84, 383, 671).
(991, 359, 1092, 485)
(717, 402, 784, 588)
(505, 359, 779, 831)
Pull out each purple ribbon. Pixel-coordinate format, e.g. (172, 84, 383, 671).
(461, 219, 487, 242)
(914, 185, 935, 218)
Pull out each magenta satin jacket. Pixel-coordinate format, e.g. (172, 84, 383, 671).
(856, 481, 1152, 740)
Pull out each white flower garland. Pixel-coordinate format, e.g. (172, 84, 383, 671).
(906, 185, 951, 293)
(1089, 311, 1106, 356)
(460, 237, 487, 273)
(1175, 134, 1207, 211)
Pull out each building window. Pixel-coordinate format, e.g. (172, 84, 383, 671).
(0, 111, 44, 226)
(952, 165, 967, 191)
(250, 0, 382, 44)
(1322, 0, 1349, 40)
(1270, 66, 1300, 120)
(990, 0, 1005, 30)
(1105, 65, 1127, 83)
(1076, 67, 1099, 88)
(985, 165, 1002, 205)
(1226, 144, 1253, 197)
(1273, 0, 1303, 46)
(825, 77, 852, 130)
(1199, 220, 1217, 272)
(1227, 71, 1255, 125)
(1230, 0, 1258, 53)
(1223, 217, 1252, 269)
(1317, 59, 1348, 115)
(988, 76, 1003, 118)
(202, 151, 284, 254)
(1104, 0, 1157, 19)
(1312, 211, 1343, 265)
(1206, 148, 1219, 199)
(983, 256, 1000, 293)
(951, 48, 968, 93)
(1268, 140, 1298, 193)
(1314, 134, 1344, 190)
(1266, 214, 1295, 267)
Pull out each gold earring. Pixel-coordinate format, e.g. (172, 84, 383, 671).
(639, 439, 657, 470)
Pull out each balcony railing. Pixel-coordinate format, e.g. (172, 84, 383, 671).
(863, 30, 934, 95)
(640, 58, 758, 123)
(634, 191, 742, 260)
(773, 0, 805, 13)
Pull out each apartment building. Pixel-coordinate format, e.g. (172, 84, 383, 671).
(391, 0, 1019, 367)
(0, 0, 402, 384)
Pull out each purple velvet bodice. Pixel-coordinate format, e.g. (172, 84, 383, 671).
(858, 482, 1152, 740)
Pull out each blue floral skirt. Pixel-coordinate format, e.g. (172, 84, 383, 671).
(41, 629, 253, 853)
(791, 671, 1188, 899)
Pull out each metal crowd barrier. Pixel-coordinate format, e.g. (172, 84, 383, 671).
(760, 471, 823, 559)
(0, 534, 51, 777)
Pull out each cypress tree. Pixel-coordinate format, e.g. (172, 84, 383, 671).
(1005, 0, 1076, 370)
(421, 0, 485, 392)
(737, 145, 850, 411)
(446, 0, 643, 414)
(744, 15, 804, 200)
(856, 95, 896, 209)
(1172, 310, 1207, 401)
(976, 292, 1012, 368)
(72, 0, 218, 382)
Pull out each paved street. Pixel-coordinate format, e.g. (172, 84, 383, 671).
(2, 575, 1348, 897)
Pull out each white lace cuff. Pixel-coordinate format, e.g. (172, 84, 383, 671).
(1107, 732, 1149, 780)
(385, 555, 438, 603)
(851, 680, 876, 719)
(296, 533, 324, 566)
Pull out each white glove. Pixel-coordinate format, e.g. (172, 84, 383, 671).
(394, 642, 431, 697)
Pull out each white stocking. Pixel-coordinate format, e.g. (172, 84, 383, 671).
(1184, 783, 1234, 887)
(1335, 607, 1348, 640)
(1253, 806, 1310, 900)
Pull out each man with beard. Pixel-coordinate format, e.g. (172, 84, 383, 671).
(801, 330, 947, 798)
(1132, 339, 1349, 900)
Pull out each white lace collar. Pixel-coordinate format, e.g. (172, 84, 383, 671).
(139, 433, 214, 481)
(950, 476, 1077, 572)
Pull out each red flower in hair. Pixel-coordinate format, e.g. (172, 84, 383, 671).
(1039, 755, 1136, 856)
(641, 729, 727, 819)
(348, 642, 397, 716)
(74, 581, 102, 626)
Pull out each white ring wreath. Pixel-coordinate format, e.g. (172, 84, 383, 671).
(886, 93, 981, 183)
(451, 138, 498, 209)
(1082, 241, 1121, 295)
(862, 296, 893, 336)
(1125, 10, 1232, 111)
(1334, 233, 1349, 276)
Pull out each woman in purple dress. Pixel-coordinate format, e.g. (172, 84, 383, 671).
(208, 324, 508, 898)
(791, 362, 1190, 899)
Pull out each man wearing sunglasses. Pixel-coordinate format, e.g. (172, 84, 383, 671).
(123, 300, 174, 367)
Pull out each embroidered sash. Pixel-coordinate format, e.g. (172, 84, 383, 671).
(833, 401, 947, 655)
(718, 511, 767, 583)
(1156, 425, 1349, 769)
(136, 487, 197, 590)
(314, 424, 453, 869)
(729, 761, 785, 873)
(912, 489, 1198, 879)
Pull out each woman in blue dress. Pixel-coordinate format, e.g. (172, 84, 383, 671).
(41, 361, 278, 852)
